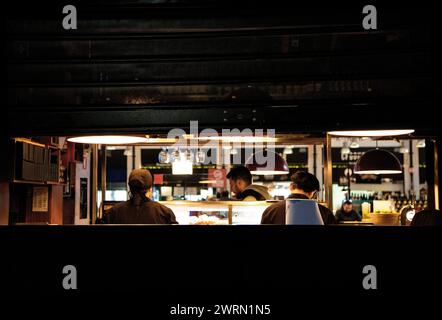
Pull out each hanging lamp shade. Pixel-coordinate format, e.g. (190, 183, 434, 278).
(245, 150, 289, 175)
(354, 149, 402, 175)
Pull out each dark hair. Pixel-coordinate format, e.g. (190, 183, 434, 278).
(226, 166, 252, 185)
(411, 209, 442, 226)
(343, 200, 353, 205)
(128, 169, 152, 206)
(290, 171, 320, 193)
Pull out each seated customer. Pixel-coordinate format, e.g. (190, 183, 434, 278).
(336, 200, 362, 222)
(227, 166, 271, 201)
(261, 171, 336, 225)
(105, 168, 178, 224)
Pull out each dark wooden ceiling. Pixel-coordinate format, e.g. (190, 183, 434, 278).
(5, 1, 436, 136)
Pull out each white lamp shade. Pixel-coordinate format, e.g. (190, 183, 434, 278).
(285, 199, 324, 225)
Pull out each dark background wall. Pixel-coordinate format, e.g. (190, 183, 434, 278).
(5, 0, 437, 136)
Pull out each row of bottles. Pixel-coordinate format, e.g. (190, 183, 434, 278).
(350, 191, 428, 212)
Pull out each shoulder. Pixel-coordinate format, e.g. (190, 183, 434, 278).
(318, 203, 333, 214)
(108, 201, 131, 213)
(318, 204, 337, 224)
(146, 201, 174, 214)
(113, 201, 131, 209)
(263, 200, 285, 215)
(105, 201, 131, 223)
(243, 195, 258, 201)
(261, 200, 285, 224)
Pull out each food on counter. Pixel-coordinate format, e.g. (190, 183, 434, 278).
(189, 212, 228, 225)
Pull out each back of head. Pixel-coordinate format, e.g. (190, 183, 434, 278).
(226, 166, 252, 185)
(128, 169, 153, 204)
(290, 171, 320, 193)
(410, 209, 442, 226)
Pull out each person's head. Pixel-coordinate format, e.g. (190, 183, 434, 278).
(411, 209, 442, 226)
(227, 166, 252, 195)
(342, 200, 353, 213)
(289, 171, 320, 199)
(128, 168, 153, 198)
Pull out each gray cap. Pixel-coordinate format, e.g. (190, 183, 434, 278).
(128, 169, 153, 190)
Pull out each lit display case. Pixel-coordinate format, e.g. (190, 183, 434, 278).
(159, 201, 274, 225)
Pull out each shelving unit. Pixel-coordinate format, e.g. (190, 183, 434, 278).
(7, 138, 63, 225)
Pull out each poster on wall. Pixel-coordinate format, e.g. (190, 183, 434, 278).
(32, 186, 49, 212)
(208, 168, 227, 188)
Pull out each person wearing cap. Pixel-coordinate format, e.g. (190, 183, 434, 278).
(336, 200, 362, 222)
(261, 171, 336, 225)
(105, 168, 178, 224)
(226, 166, 271, 201)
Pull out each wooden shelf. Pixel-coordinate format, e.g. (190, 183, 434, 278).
(13, 179, 62, 186)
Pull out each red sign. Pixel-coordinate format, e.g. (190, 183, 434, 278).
(154, 174, 164, 185)
(208, 168, 227, 188)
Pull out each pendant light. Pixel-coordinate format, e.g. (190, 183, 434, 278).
(328, 129, 414, 137)
(354, 149, 402, 175)
(67, 135, 148, 145)
(245, 150, 289, 175)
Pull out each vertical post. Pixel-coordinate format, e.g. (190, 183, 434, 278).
(228, 204, 233, 225)
(403, 140, 411, 198)
(346, 155, 351, 200)
(324, 134, 333, 209)
(215, 145, 223, 196)
(307, 145, 314, 174)
(132, 146, 136, 170)
(91, 144, 98, 224)
(411, 140, 420, 199)
(126, 146, 134, 198)
(0, 182, 9, 225)
(135, 146, 142, 169)
(315, 145, 324, 201)
(435, 139, 440, 210)
(101, 145, 107, 212)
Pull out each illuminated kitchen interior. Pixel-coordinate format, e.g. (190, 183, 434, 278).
(3, 129, 436, 226)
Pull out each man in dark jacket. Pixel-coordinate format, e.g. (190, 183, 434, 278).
(105, 168, 178, 224)
(336, 200, 362, 222)
(261, 171, 336, 225)
(227, 166, 271, 201)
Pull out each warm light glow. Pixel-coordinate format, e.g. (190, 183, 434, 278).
(417, 140, 426, 148)
(354, 170, 402, 175)
(145, 138, 178, 144)
(68, 135, 149, 145)
(328, 130, 415, 137)
(183, 134, 277, 143)
(199, 180, 217, 184)
(406, 210, 416, 222)
(250, 170, 289, 175)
